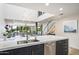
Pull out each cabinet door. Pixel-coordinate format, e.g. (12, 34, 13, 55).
(0, 44, 44, 55)
(0, 46, 32, 55)
(56, 39, 68, 55)
(15, 46, 32, 55)
(0, 49, 16, 55)
(32, 44, 44, 55)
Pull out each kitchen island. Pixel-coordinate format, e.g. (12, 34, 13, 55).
(0, 35, 68, 55)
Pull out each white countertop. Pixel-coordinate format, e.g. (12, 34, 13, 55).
(0, 35, 68, 51)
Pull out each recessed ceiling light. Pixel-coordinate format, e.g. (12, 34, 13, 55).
(59, 8, 63, 11)
(45, 3, 49, 6)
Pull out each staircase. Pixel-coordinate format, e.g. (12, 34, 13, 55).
(43, 20, 56, 35)
(37, 12, 56, 35)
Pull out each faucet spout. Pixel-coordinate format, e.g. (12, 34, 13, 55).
(26, 34, 28, 41)
(27, 35, 28, 40)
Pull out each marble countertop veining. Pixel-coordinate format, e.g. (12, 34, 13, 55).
(0, 35, 68, 51)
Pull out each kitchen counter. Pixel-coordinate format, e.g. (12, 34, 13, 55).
(0, 35, 68, 51)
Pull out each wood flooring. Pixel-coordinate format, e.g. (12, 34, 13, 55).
(69, 47, 79, 55)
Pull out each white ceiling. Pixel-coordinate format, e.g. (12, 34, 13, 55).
(8, 3, 79, 19)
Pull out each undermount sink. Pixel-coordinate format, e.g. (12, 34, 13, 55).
(17, 39, 39, 44)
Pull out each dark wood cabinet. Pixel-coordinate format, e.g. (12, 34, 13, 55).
(0, 39, 68, 55)
(32, 44, 44, 55)
(56, 39, 68, 55)
(0, 49, 17, 55)
(0, 44, 44, 55)
(14, 46, 32, 55)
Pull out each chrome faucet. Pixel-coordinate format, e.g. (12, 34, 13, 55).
(26, 34, 28, 41)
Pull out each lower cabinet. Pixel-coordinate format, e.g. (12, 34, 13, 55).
(44, 39, 68, 55)
(0, 39, 68, 55)
(15, 46, 32, 55)
(56, 39, 68, 55)
(32, 44, 44, 55)
(0, 44, 44, 55)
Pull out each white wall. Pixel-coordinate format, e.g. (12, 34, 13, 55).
(37, 13, 54, 22)
(55, 15, 79, 49)
(0, 4, 5, 38)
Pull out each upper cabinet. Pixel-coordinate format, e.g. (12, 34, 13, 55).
(3, 4, 38, 21)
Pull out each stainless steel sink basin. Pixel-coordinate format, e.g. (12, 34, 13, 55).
(17, 39, 39, 44)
